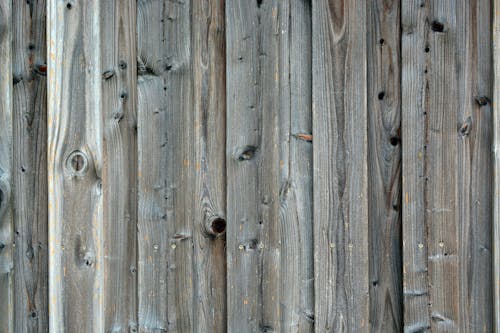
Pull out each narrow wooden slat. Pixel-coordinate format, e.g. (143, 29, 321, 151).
(0, 1, 13, 332)
(191, 0, 227, 331)
(100, 1, 138, 332)
(312, 0, 369, 331)
(47, 1, 103, 331)
(226, 1, 281, 332)
(401, 0, 430, 330)
(279, 0, 314, 331)
(366, 0, 402, 332)
(402, 0, 493, 331)
(495, 1, 500, 331)
(12, 0, 49, 330)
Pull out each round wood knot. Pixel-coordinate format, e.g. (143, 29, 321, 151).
(66, 150, 89, 176)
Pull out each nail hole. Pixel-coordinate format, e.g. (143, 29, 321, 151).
(378, 91, 385, 100)
(66, 3, 72, 9)
(256, 0, 263, 7)
(379, 38, 385, 45)
(119, 61, 127, 70)
(424, 46, 430, 53)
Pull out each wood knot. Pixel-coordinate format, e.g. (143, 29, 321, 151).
(209, 217, 226, 235)
(458, 116, 472, 136)
(475, 96, 490, 106)
(235, 145, 258, 161)
(430, 20, 445, 32)
(102, 70, 115, 80)
(65, 150, 89, 176)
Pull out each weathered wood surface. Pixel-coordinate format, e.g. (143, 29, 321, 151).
(312, 0, 369, 332)
(279, 0, 314, 332)
(3, 1, 498, 332)
(0, 1, 13, 332)
(47, 1, 103, 331)
(402, 0, 493, 332)
(494, 1, 500, 331)
(226, 0, 282, 332)
(137, 0, 226, 331)
(12, 0, 48, 331)
(367, 0, 402, 332)
(100, 0, 138, 331)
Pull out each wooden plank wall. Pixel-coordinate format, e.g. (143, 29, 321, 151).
(0, 0, 494, 332)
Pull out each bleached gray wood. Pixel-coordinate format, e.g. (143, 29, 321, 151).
(279, 0, 314, 332)
(367, 0, 402, 332)
(0, 1, 13, 332)
(99, 1, 138, 332)
(402, 0, 493, 331)
(12, 1, 49, 331)
(495, 2, 500, 331)
(47, 1, 103, 331)
(226, 0, 281, 332)
(312, 0, 369, 332)
(191, 0, 227, 332)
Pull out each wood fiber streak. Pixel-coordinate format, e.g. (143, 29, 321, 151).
(402, 0, 493, 332)
(226, 0, 281, 332)
(47, 1, 103, 331)
(12, 1, 48, 331)
(100, 1, 138, 332)
(367, 0, 402, 332)
(0, 1, 13, 332)
(312, 0, 369, 332)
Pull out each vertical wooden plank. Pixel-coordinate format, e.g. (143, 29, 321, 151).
(138, 0, 227, 331)
(100, 0, 138, 332)
(402, 0, 493, 331)
(191, 0, 227, 332)
(495, 1, 500, 331)
(401, 0, 430, 330)
(367, 0, 402, 332)
(47, 1, 103, 331)
(226, 0, 281, 332)
(312, 0, 369, 332)
(0, 1, 13, 332)
(12, 0, 49, 331)
(279, 0, 314, 332)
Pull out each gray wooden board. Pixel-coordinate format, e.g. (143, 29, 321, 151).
(12, 0, 49, 331)
(367, 0, 403, 332)
(0, 1, 13, 332)
(312, 0, 370, 332)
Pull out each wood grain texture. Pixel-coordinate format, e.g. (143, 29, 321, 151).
(312, 0, 369, 332)
(226, 0, 281, 332)
(495, 2, 500, 331)
(402, 0, 493, 332)
(138, 0, 226, 331)
(191, 0, 227, 332)
(12, 1, 48, 331)
(367, 0, 402, 332)
(279, 0, 314, 332)
(47, 1, 103, 331)
(0, 1, 13, 332)
(100, 1, 138, 331)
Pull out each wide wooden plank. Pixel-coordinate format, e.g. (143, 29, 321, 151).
(226, 1, 281, 332)
(47, 1, 104, 331)
(495, 1, 500, 331)
(100, 1, 138, 331)
(312, 0, 369, 332)
(138, 0, 227, 331)
(12, 0, 49, 331)
(0, 1, 13, 332)
(402, 0, 493, 331)
(366, 0, 402, 332)
(278, 0, 314, 332)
